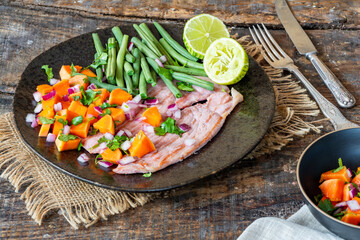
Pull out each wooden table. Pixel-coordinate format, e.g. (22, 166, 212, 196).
(1, 0, 359, 239)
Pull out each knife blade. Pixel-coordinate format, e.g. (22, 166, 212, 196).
(275, 0, 356, 108)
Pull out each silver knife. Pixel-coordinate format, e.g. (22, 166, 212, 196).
(275, 0, 355, 108)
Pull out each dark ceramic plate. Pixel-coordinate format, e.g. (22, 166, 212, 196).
(13, 23, 275, 192)
(298, 128, 360, 240)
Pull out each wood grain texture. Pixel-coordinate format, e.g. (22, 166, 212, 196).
(1, 0, 360, 239)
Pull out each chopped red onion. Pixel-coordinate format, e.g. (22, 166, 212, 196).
(97, 115, 103, 120)
(173, 110, 181, 119)
(116, 130, 124, 137)
(121, 103, 131, 112)
(349, 186, 358, 199)
(144, 98, 158, 105)
(333, 208, 342, 215)
(46, 133, 56, 142)
(42, 90, 56, 101)
(31, 119, 38, 128)
(87, 83, 97, 90)
(105, 100, 109, 104)
(121, 140, 131, 151)
(118, 156, 135, 165)
(132, 94, 142, 103)
(125, 113, 130, 120)
(124, 129, 132, 137)
(94, 106, 102, 114)
(102, 76, 107, 82)
(159, 55, 167, 63)
(33, 91, 42, 102)
(179, 124, 191, 132)
(62, 95, 70, 102)
(335, 201, 348, 208)
(128, 41, 134, 51)
(49, 78, 60, 86)
(68, 88, 75, 95)
(62, 125, 70, 135)
(73, 85, 80, 93)
(54, 102, 62, 112)
(155, 58, 164, 67)
(77, 153, 89, 163)
(168, 104, 176, 109)
(347, 168, 353, 178)
(97, 142, 107, 154)
(347, 200, 360, 211)
(26, 113, 36, 122)
(34, 103, 43, 113)
(104, 132, 114, 141)
(185, 138, 195, 146)
(98, 161, 113, 168)
(127, 102, 147, 108)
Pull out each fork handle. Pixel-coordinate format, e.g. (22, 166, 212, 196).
(306, 52, 356, 108)
(288, 64, 358, 130)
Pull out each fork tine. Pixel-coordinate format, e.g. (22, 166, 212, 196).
(260, 23, 288, 58)
(251, 26, 277, 61)
(249, 28, 274, 64)
(256, 24, 282, 60)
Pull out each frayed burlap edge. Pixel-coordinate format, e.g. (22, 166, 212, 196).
(0, 36, 323, 229)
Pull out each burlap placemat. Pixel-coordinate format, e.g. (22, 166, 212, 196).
(0, 36, 323, 229)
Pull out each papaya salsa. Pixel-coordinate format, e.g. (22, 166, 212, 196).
(316, 158, 360, 225)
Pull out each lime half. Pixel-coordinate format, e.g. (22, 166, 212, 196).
(183, 14, 229, 60)
(203, 38, 249, 85)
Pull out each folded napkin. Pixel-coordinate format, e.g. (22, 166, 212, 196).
(237, 205, 342, 240)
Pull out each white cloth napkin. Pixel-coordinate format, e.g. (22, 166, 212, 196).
(237, 205, 343, 240)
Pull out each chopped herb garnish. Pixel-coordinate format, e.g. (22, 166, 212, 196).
(332, 158, 344, 173)
(176, 82, 194, 92)
(38, 116, 55, 124)
(334, 210, 347, 220)
(57, 118, 68, 126)
(58, 134, 78, 142)
(73, 95, 81, 101)
(94, 154, 102, 165)
(352, 183, 358, 189)
(96, 135, 129, 152)
(100, 102, 117, 110)
(158, 67, 173, 80)
(314, 194, 323, 203)
(143, 172, 152, 178)
(77, 142, 83, 151)
(88, 127, 99, 136)
(41, 65, 54, 82)
(100, 108, 112, 117)
(154, 117, 185, 137)
(90, 52, 108, 69)
(318, 199, 335, 214)
(70, 63, 84, 77)
(357, 192, 360, 198)
(71, 116, 83, 126)
(79, 86, 101, 106)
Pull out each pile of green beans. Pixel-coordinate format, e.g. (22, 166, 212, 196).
(90, 22, 213, 98)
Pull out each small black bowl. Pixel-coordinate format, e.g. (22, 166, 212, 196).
(297, 128, 360, 240)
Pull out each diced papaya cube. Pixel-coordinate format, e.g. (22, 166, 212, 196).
(142, 106, 162, 127)
(39, 124, 51, 137)
(93, 89, 110, 106)
(343, 183, 352, 202)
(53, 116, 67, 136)
(37, 84, 53, 96)
(53, 79, 70, 96)
(68, 101, 87, 118)
(55, 135, 81, 152)
(341, 212, 360, 225)
(61, 101, 71, 110)
(107, 108, 125, 126)
(352, 174, 360, 186)
(69, 74, 88, 90)
(42, 94, 61, 110)
(59, 65, 82, 80)
(109, 88, 132, 106)
(129, 130, 155, 158)
(320, 167, 351, 183)
(93, 114, 114, 135)
(38, 107, 55, 119)
(319, 179, 345, 202)
(69, 92, 82, 101)
(101, 148, 122, 164)
(58, 109, 68, 117)
(80, 68, 97, 78)
(70, 121, 91, 138)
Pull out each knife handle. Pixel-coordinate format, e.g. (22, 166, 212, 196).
(306, 52, 356, 108)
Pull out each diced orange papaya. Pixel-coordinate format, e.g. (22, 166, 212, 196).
(107, 108, 125, 125)
(142, 106, 162, 127)
(341, 212, 360, 225)
(343, 183, 352, 202)
(129, 130, 156, 158)
(61, 101, 71, 110)
(68, 101, 87, 118)
(59, 65, 82, 80)
(38, 107, 55, 119)
(58, 109, 76, 122)
(52, 115, 67, 136)
(352, 174, 360, 186)
(319, 179, 345, 202)
(101, 148, 122, 164)
(93, 114, 114, 135)
(69, 92, 82, 101)
(80, 68, 97, 78)
(53, 79, 70, 96)
(93, 89, 110, 106)
(109, 88, 132, 106)
(69, 74, 88, 90)
(55, 135, 81, 152)
(70, 121, 91, 138)
(320, 167, 351, 183)
(37, 84, 53, 96)
(42, 94, 61, 110)
(39, 124, 51, 137)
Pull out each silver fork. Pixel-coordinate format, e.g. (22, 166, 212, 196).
(249, 24, 358, 130)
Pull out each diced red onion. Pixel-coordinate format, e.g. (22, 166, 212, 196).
(104, 132, 114, 141)
(144, 98, 159, 105)
(121, 103, 131, 112)
(347, 168, 353, 178)
(34, 103, 43, 113)
(168, 104, 176, 109)
(125, 113, 130, 120)
(128, 42, 134, 51)
(73, 85, 80, 93)
(77, 153, 89, 163)
(179, 124, 191, 132)
(98, 161, 113, 168)
(94, 106, 102, 114)
(49, 78, 60, 86)
(102, 66, 105, 73)
(46, 133, 56, 142)
(333, 208, 342, 215)
(350, 187, 358, 199)
(33, 91, 42, 102)
(102, 76, 107, 82)
(132, 94, 142, 103)
(62, 95, 69, 102)
(54, 102, 62, 112)
(116, 130, 124, 137)
(26, 113, 36, 122)
(143, 125, 154, 134)
(335, 201, 348, 208)
(121, 140, 131, 151)
(31, 119, 38, 128)
(97, 142, 107, 154)
(159, 55, 167, 63)
(97, 115, 103, 120)
(118, 156, 135, 165)
(105, 100, 109, 104)
(42, 90, 56, 101)
(347, 200, 360, 211)
(185, 138, 195, 146)
(155, 58, 164, 67)
(124, 129, 132, 137)
(173, 110, 181, 119)
(68, 88, 75, 95)
(87, 83, 97, 90)
(62, 125, 70, 135)
(127, 102, 148, 108)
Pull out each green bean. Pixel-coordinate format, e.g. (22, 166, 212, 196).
(151, 68, 157, 83)
(141, 57, 155, 86)
(159, 38, 204, 70)
(124, 72, 133, 94)
(106, 38, 117, 84)
(172, 72, 214, 91)
(133, 24, 162, 57)
(139, 71, 147, 99)
(112, 26, 135, 63)
(88, 76, 127, 92)
(92, 33, 106, 55)
(115, 35, 129, 88)
(146, 57, 182, 98)
(131, 37, 158, 59)
(164, 65, 207, 77)
(96, 67, 103, 82)
(125, 53, 135, 63)
(154, 22, 198, 62)
(124, 61, 134, 76)
(131, 48, 141, 88)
